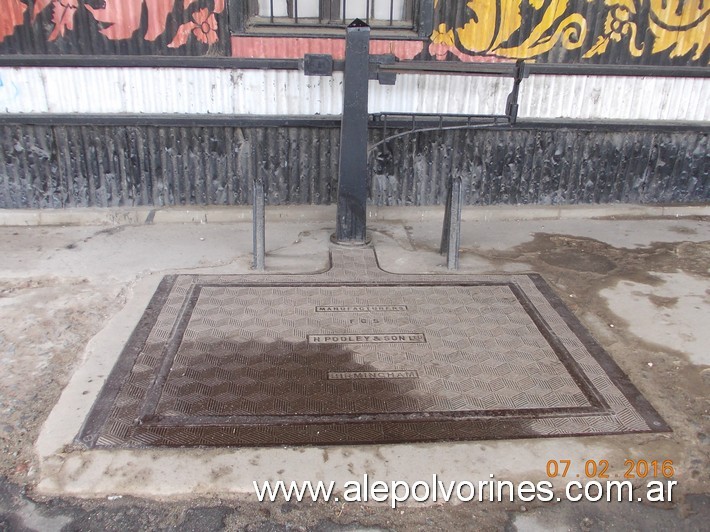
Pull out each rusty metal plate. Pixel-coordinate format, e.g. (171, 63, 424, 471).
(79, 249, 669, 447)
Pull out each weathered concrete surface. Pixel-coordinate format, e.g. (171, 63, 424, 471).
(0, 209, 708, 529)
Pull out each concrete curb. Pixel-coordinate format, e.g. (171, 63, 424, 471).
(0, 204, 708, 227)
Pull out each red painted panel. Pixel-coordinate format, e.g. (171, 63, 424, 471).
(232, 36, 345, 59)
(232, 36, 425, 61)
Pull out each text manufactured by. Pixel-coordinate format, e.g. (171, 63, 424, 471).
(315, 305, 407, 312)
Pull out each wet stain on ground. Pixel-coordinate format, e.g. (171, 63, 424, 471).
(668, 226, 698, 235)
(479, 233, 710, 289)
(648, 294, 680, 308)
(539, 249, 616, 274)
(459, 231, 710, 497)
(65, 226, 126, 250)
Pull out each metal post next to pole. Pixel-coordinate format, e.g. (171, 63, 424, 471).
(253, 177, 265, 270)
(334, 19, 371, 245)
(440, 176, 462, 270)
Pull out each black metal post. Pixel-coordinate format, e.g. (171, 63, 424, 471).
(506, 60, 525, 125)
(335, 19, 370, 245)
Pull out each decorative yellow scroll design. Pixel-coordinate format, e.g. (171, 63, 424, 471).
(456, 0, 587, 59)
(440, 0, 710, 64)
(649, 0, 709, 60)
(583, 0, 644, 59)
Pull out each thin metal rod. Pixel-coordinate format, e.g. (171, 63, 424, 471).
(368, 122, 502, 152)
(440, 176, 462, 270)
(253, 178, 265, 271)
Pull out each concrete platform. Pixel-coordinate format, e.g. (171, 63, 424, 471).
(0, 206, 708, 527)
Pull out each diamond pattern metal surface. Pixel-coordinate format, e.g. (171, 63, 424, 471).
(79, 248, 669, 447)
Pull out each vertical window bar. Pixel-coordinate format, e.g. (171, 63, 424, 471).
(270, 0, 274, 22)
(366, 0, 370, 24)
(389, 0, 394, 26)
(342, 0, 346, 23)
(294, 0, 298, 23)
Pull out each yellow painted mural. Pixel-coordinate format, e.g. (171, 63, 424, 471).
(433, 0, 710, 64)
(649, 0, 709, 60)
(456, 0, 587, 59)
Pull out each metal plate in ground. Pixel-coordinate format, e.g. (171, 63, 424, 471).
(79, 249, 669, 447)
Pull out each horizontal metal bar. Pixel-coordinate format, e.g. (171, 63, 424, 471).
(373, 112, 509, 121)
(374, 112, 508, 118)
(0, 55, 707, 79)
(0, 113, 343, 128)
(0, 55, 303, 70)
(511, 118, 710, 132)
(0, 114, 706, 132)
(380, 61, 519, 77)
(382, 62, 710, 79)
(527, 63, 710, 79)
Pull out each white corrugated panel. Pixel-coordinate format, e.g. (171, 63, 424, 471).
(368, 74, 511, 115)
(0, 67, 707, 121)
(519, 75, 710, 121)
(0, 68, 49, 113)
(233, 70, 344, 114)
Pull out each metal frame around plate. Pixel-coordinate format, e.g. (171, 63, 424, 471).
(78, 248, 670, 448)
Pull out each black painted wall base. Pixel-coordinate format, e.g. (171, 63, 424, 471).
(0, 122, 706, 209)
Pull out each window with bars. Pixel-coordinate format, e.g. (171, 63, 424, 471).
(233, 0, 432, 35)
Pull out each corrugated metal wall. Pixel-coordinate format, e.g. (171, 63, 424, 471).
(0, 68, 345, 115)
(2, 67, 709, 121)
(0, 0, 706, 67)
(1, 124, 706, 209)
(372, 128, 708, 205)
(518, 75, 710, 121)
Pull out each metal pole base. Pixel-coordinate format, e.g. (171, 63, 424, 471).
(330, 232, 372, 247)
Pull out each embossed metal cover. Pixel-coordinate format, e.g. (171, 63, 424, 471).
(78, 249, 669, 447)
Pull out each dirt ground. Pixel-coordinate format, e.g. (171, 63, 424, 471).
(0, 213, 708, 531)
